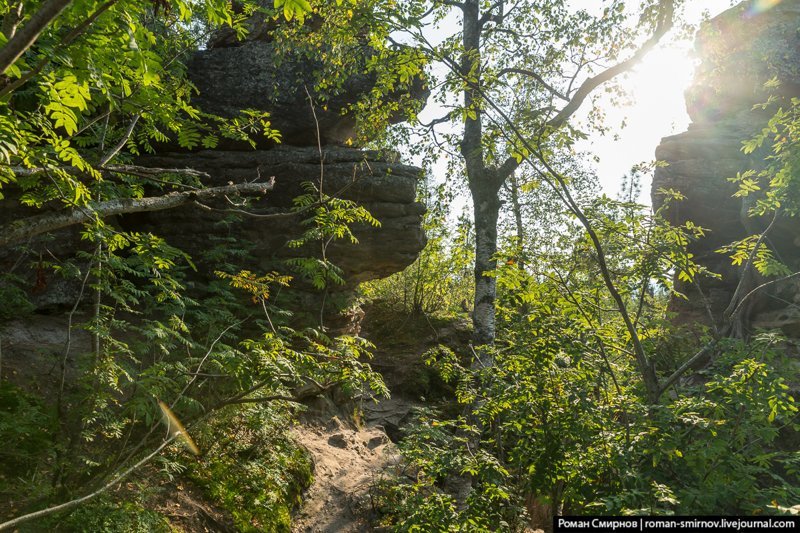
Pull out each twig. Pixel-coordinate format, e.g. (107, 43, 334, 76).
(657, 340, 718, 397)
(729, 270, 800, 321)
(97, 113, 140, 167)
(722, 210, 781, 325)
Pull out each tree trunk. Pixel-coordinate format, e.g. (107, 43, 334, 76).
(470, 176, 502, 355)
(509, 173, 525, 270)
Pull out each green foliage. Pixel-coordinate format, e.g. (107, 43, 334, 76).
(0, 0, 408, 526)
(287, 180, 380, 290)
(723, 91, 800, 280)
(0, 0, 281, 209)
(363, 182, 473, 316)
(0, 273, 34, 320)
(0, 383, 55, 483)
(187, 404, 313, 532)
(34, 496, 172, 533)
(376, 186, 800, 529)
(740, 95, 800, 217)
(274, 0, 313, 23)
(608, 335, 800, 515)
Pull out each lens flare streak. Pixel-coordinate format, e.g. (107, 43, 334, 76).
(749, 0, 782, 15)
(158, 400, 201, 456)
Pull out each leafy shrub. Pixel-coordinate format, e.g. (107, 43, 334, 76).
(187, 404, 313, 532)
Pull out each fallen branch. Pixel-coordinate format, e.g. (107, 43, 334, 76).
(8, 164, 210, 180)
(0, 178, 274, 248)
(0, 436, 175, 531)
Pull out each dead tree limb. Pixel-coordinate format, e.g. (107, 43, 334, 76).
(0, 179, 274, 248)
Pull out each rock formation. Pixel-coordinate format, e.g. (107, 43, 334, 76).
(190, 7, 429, 147)
(133, 146, 427, 288)
(138, 20, 428, 321)
(0, 14, 428, 379)
(0, 19, 428, 315)
(652, 0, 800, 335)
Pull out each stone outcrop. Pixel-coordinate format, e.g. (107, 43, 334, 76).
(190, 12, 429, 147)
(189, 41, 373, 146)
(0, 20, 428, 398)
(0, 16, 428, 323)
(151, 20, 429, 292)
(652, 0, 800, 334)
(133, 146, 426, 288)
(156, 14, 428, 292)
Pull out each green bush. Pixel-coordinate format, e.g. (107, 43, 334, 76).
(187, 404, 313, 532)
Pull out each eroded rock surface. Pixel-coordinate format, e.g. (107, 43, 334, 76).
(652, 0, 800, 333)
(134, 146, 427, 288)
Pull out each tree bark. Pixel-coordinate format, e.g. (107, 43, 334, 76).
(471, 176, 502, 353)
(0, 0, 73, 75)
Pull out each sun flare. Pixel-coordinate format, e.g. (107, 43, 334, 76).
(749, 0, 783, 15)
(585, 45, 698, 199)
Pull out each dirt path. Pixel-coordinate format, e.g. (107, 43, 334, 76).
(290, 418, 401, 533)
(291, 310, 470, 532)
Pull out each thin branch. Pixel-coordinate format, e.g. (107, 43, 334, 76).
(194, 173, 359, 220)
(8, 164, 210, 180)
(0, 436, 175, 531)
(222, 394, 305, 406)
(477, 0, 504, 26)
(171, 321, 243, 409)
(729, 270, 800, 322)
(97, 113, 140, 167)
(0, 3, 25, 41)
(494, 67, 568, 101)
(418, 109, 460, 129)
(722, 209, 781, 324)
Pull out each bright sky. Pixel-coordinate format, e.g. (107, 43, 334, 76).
(583, 1, 734, 200)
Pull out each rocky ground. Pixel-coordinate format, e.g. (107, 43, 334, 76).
(289, 415, 403, 532)
(289, 307, 471, 532)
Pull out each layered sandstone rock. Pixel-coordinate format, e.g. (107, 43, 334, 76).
(0, 16, 428, 320)
(652, 0, 800, 333)
(133, 146, 426, 287)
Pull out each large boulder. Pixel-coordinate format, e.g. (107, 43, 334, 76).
(652, 0, 800, 333)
